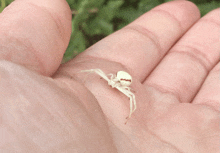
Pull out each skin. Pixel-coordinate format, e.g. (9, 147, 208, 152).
(0, 0, 219, 152)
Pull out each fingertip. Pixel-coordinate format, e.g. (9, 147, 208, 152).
(152, 0, 200, 30)
(0, 0, 72, 76)
(201, 7, 220, 22)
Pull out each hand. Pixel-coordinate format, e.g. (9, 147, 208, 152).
(0, 0, 219, 152)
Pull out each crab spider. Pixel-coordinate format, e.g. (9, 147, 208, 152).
(80, 69, 136, 124)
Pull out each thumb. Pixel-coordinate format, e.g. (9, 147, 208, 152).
(0, 0, 72, 76)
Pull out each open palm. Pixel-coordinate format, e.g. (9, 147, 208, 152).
(0, 0, 219, 152)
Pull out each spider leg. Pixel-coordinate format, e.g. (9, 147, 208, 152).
(120, 87, 136, 114)
(125, 93, 136, 124)
(107, 73, 122, 88)
(79, 69, 94, 83)
(93, 69, 110, 82)
(106, 73, 116, 87)
(81, 69, 111, 83)
(81, 69, 120, 89)
(131, 93, 136, 114)
(115, 87, 136, 123)
(107, 73, 114, 80)
(128, 93, 136, 118)
(128, 94, 133, 118)
(108, 73, 119, 82)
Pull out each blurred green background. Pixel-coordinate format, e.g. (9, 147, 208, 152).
(1, 0, 219, 62)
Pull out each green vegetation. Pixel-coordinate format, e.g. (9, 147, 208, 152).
(1, 0, 219, 62)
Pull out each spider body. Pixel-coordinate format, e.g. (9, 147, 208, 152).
(80, 69, 136, 123)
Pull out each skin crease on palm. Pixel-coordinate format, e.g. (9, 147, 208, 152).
(0, 0, 219, 152)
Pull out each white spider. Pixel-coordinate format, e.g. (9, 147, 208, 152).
(80, 69, 136, 123)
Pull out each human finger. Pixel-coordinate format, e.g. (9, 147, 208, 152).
(143, 9, 220, 104)
(0, 0, 72, 76)
(192, 63, 220, 110)
(72, 1, 200, 81)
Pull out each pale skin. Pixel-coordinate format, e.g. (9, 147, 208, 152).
(0, 0, 219, 152)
